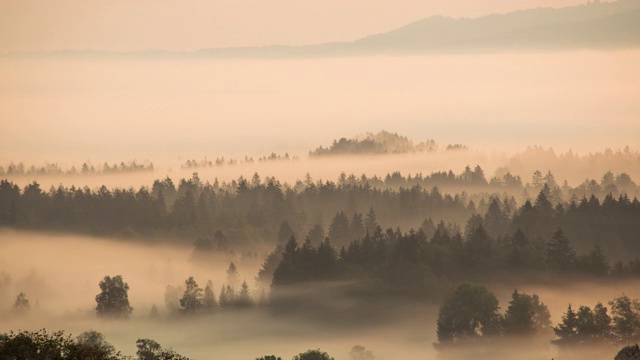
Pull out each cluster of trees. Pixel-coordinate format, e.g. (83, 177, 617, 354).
(554, 295, 640, 348)
(435, 284, 640, 358)
(504, 146, 640, 181)
(166, 271, 257, 315)
(0, 329, 189, 360)
(93, 266, 260, 321)
(436, 284, 551, 345)
(0, 161, 154, 177)
(265, 217, 638, 302)
(309, 130, 437, 156)
(181, 153, 299, 169)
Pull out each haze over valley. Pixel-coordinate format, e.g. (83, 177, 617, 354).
(1, 1, 640, 359)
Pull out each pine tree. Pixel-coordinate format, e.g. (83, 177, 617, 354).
(593, 302, 613, 341)
(364, 207, 378, 234)
(218, 285, 228, 307)
(504, 290, 535, 335)
(484, 198, 508, 239)
(553, 304, 579, 347)
(226, 262, 240, 289)
(504, 290, 551, 336)
(203, 280, 217, 311)
(350, 212, 365, 240)
(237, 281, 253, 307)
(545, 229, 576, 272)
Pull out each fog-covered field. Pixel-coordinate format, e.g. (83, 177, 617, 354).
(2, 3, 640, 358)
(1, 230, 637, 359)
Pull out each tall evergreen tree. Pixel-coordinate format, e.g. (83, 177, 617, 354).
(203, 280, 217, 311)
(553, 304, 579, 347)
(545, 229, 576, 272)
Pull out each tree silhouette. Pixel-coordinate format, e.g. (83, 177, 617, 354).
(436, 283, 503, 344)
(609, 295, 640, 344)
(503, 290, 551, 336)
(13, 292, 30, 313)
(293, 349, 335, 360)
(226, 262, 240, 289)
(203, 280, 217, 311)
(236, 280, 253, 307)
(180, 277, 204, 314)
(95, 275, 133, 319)
(545, 229, 575, 272)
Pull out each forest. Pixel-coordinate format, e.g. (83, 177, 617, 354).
(2, 0, 640, 356)
(2, 159, 640, 358)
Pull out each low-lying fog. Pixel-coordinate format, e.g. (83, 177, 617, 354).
(1, 230, 637, 359)
(1, 50, 639, 164)
(3, 147, 640, 194)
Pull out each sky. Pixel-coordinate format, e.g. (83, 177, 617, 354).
(1, 0, 637, 168)
(0, 0, 592, 52)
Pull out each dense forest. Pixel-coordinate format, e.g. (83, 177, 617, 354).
(2, 148, 640, 359)
(0, 166, 638, 256)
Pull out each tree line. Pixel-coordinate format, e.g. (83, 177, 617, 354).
(182, 153, 298, 169)
(1, 167, 638, 252)
(0, 161, 154, 177)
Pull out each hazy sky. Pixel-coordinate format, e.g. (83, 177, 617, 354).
(0, 0, 591, 52)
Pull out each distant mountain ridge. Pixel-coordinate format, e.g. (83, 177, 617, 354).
(6, 0, 640, 58)
(350, 0, 640, 53)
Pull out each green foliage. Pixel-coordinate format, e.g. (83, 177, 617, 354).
(95, 275, 133, 319)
